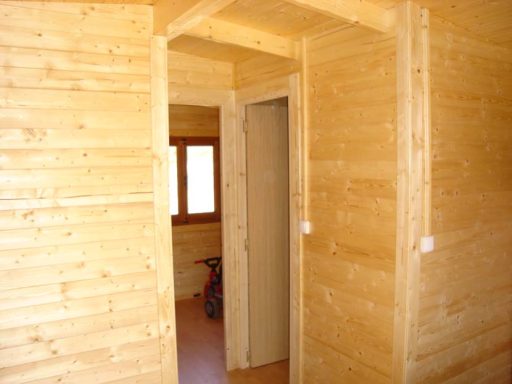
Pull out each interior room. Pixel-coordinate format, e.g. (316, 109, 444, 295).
(0, 0, 510, 383)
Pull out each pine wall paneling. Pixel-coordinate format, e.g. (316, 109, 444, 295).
(169, 104, 219, 137)
(171, 222, 222, 301)
(0, 2, 167, 383)
(168, 50, 233, 91)
(234, 53, 300, 90)
(304, 25, 397, 383)
(4, 0, 512, 382)
(412, 16, 512, 383)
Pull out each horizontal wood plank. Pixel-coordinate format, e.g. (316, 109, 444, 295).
(0, 129, 151, 149)
(0, 88, 150, 112)
(0, 221, 154, 251)
(0, 288, 157, 330)
(0, 271, 157, 311)
(0, 108, 150, 130)
(0, 67, 150, 93)
(0, 340, 160, 383)
(0, 46, 150, 75)
(0, 149, 152, 170)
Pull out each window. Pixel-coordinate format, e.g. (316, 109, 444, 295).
(169, 137, 220, 225)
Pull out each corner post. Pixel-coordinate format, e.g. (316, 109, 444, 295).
(151, 35, 179, 384)
(393, 2, 430, 383)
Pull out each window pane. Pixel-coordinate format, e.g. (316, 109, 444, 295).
(187, 146, 215, 214)
(169, 146, 179, 215)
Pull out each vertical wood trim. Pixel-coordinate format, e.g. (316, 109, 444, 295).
(219, 92, 240, 371)
(151, 35, 179, 384)
(393, 2, 429, 383)
(422, 10, 432, 236)
(301, 37, 310, 226)
(295, 37, 310, 384)
(237, 104, 250, 370)
(288, 73, 303, 384)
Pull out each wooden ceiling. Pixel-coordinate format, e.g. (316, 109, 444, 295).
(164, 0, 512, 62)
(163, 0, 394, 63)
(213, 0, 346, 37)
(411, 0, 512, 49)
(23, 0, 512, 60)
(374, 0, 512, 49)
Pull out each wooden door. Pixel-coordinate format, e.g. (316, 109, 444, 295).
(246, 101, 290, 367)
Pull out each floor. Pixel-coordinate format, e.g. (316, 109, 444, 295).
(175, 298, 289, 384)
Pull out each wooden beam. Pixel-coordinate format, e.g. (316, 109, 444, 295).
(186, 17, 300, 60)
(393, 2, 430, 383)
(153, 0, 236, 39)
(283, 0, 395, 33)
(150, 35, 179, 384)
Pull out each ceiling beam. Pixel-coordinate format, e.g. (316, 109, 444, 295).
(153, 0, 237, 39)
(282, 0, 395, 33)
(185, 17, 300, 60)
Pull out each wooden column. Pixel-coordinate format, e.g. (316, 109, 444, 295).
(151, 35, 179, 383)
(288, 72, 303, 384)
(393, 2, 430, 383)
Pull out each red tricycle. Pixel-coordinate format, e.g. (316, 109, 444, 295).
(194, 256, 223, 318)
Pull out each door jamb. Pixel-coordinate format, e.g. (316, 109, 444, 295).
(168, 86, 240, 371)
(234, 74, 303, 383)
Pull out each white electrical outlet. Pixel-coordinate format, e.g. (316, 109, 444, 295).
(420, 236, 435, 253)
(300, 220, 312, 234)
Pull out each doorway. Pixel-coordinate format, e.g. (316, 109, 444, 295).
(167, 74, 302, 380)
(168, 104, 225, 382)
(245, 97, 290, 369)
(170, 101, 290, 383)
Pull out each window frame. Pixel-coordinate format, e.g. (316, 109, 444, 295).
(169, 136, 221, 226)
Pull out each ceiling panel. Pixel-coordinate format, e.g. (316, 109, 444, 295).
(370, 0, 512, 49)
(214, 0, 346, 38)
(421, 0, 512, 49)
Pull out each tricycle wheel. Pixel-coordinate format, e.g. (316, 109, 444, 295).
(205, 298, 221, 318)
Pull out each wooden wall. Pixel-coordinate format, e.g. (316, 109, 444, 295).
(0, 2, 165, 383)
(169, 104, 219, 137)
(412, 17, 512, 383)
(303, 26, 397, 383)
(172, 223, 222, 301)
(169, 105, 222, 301)
(168, 50, 233, 91)
(235, 54, 300, 90)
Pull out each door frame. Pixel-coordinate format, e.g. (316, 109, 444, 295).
(235, 74, 303, 383)
(167, 74, 303, 381)
(167, 85, 240, 371)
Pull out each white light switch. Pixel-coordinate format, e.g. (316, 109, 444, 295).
(420, 236, 435, 253)
(300, 220, 312, 234)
